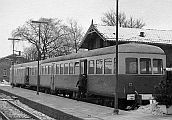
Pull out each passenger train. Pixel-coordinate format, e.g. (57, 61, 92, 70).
(10, 43, 166, 109)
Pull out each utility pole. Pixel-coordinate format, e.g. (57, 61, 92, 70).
(31, 20, 48, 95)
(113, 0, 119, 114)
(8, 38, 20, 88)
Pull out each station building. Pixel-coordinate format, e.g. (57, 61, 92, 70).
(80, 21, 172, 67)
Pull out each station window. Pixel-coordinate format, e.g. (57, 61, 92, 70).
(153, 59, 163, 74)
(96, 59, 103, 74)
(88, 60, 94, 74)
(74, 62, 80, 74)
(69, 63, 74, 74)
(126, 58, 138, 74)
(56, 64, 59, 74)
(3, 69, 7, 77)
(60, 64, 63, 74)
(104, 58, 112, 74)
(64, 63, 68, 74)
(140, 58, 152, 74)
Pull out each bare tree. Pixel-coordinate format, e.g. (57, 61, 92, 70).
(12, 18, 84, 60)
(101, 9, 145, 28)
(22, 45, 37, 61)
(64, 19, 84, 53)
(12, 18, 68, 60)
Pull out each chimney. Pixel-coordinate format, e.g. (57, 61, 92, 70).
(139, 32, 145, 37)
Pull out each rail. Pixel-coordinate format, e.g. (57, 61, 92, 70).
(0, 111, 10, 120)
(7, 100, 42, 120)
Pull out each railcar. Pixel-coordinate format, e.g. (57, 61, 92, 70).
(10, 43, 166, 108)
(10, 61, 37, 87)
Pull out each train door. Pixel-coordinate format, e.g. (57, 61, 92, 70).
(166, 69, 172, 83)
(80, 59, 87, 75)
(25, 67, 29, 85)
(50, 63, 55, 91)
(79, 59, 87, 98)
(166, 68, 172, 95)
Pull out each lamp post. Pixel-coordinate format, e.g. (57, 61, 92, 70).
(113, 0, 119, 114)
(8, 38, 20, 88)
(31, 20, 48, 95)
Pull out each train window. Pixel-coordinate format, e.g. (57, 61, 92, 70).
(48, 66, 51, 74)
(45, 66, 48, 75)
(47, 66, 50, 74)
(56, 64, 59, 74)
(29, 68, 31, 75)
(140, 58, 152, 74)
(74, 62, 80, 74)
(43, 66, 46, 75)
(114, 58, 116, 74)
(96, 59, 103, 74)
(60, 64, 63, 74)
(104, 58, 112, 74)
(80, 61, 84, 74)
(35, 67, 37, 75)
(64, 63, 68, 74)
(32, 68, 35, 75)
(41, 66, 43, 75)
(153, 59, 163, 74)
(16, 69, 18, 75)
(69, 63, 74, 74)
(88, 60, 94, 74)
(126, 58, 138, 74)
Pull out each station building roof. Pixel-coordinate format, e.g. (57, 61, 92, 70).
(80, 22, 172, 49)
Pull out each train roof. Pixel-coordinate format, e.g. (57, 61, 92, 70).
(42, 43, 165, 64)
(13, 61, 38, 68)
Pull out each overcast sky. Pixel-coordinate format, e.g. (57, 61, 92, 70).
(0, 0, 172, 58)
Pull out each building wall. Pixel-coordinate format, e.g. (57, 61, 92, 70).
(0, 55, 30, 82)
(157, 45, 172, 67)
(88, 35, 108, 50)
(0, 59, 11, 82)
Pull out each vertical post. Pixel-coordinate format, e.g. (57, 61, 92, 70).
(31, 20, 48, 95)
(8, 38, 20, 88)
(114, 0, 119, 114)
(12, 39, 15, 88)
(37, 24, 41, 95)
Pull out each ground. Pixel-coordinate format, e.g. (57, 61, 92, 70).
(0, 82, 171, 120)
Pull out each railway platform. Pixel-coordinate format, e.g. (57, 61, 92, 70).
(0, 85, 171, 120)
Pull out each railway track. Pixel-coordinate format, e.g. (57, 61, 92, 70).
(0, 93, 55, 120)
(0, 100, 42, 120)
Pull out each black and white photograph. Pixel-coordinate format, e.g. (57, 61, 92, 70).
(0, 0, 172, 119)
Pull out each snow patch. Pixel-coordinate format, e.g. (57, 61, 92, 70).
(136, 103, 166, 116)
